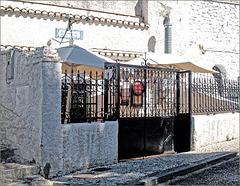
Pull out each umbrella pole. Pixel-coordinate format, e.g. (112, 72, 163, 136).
(64, 84, 72, 124)
(64, 66, 74, 124)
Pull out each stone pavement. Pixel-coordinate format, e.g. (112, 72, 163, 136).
(0, 163, 53, 186)
(51, 138, 239, 185)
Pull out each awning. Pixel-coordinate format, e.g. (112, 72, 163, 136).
(153, 62, 218, 74)
(126, 52, 218, 74)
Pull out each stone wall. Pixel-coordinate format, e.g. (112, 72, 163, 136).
(192, 112, 239, 150)
(147, 1, 239, 79)
(0, 0, 239, 175)
(0, 48, 118, 177)
(188, 1, 239, 79)
(0, 49, 44, 164)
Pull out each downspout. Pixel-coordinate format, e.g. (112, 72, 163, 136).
(163, 17, 172, 54)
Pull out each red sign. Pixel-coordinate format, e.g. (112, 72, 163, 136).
(132, 81, 144, 95)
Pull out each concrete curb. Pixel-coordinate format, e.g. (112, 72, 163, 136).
(129, 152, 237, 185)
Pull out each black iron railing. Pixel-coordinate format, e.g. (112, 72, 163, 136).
(116, 65, 178, 118)
(191, 73, 239, 114)
(176, 71, 192, 115)
(61, 69, 105, 124)
(61, 66, 239, 124)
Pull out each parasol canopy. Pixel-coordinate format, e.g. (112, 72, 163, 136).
(57, 44, 115, 75)
(57, 44, 108, 68)
(126, 52, 218, 74)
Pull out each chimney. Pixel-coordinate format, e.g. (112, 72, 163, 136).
(163, 17, 172, 54)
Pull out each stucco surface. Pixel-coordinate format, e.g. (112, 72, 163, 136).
(0, 49, 43, 164)
(61, 121, 118, 175)
(192, 112, 239, 150)
(35, 0, 139, 17)
(1, 1, 239, 79)
(1, 47, 119, 177)
(188, 1, 239, 79)
(0, 1, 147, 52)
(40, 59, 63, 177)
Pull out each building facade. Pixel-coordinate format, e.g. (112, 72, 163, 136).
(1, 0, 239, 78)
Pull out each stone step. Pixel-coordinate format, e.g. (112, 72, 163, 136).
(1, 174, 54, 186)
(0, 163, 39, 181)
(0, 163, 55, 185)
(18, 175, 54, 186)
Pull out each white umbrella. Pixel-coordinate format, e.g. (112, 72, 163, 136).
(57, 44, 109, 68)
(57, 44, 115, 75)
(126, 52, 218, 74)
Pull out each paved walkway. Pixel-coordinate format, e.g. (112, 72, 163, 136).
(51, 138, 239, 185)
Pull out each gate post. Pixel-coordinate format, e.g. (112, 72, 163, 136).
(116, 64, 120, 119)
(188, 71, 193, 150)
(188, 71, 192, 116)
(174, 71, 192, 153)
(176, 72, 180, 115)
(143, 69, 147, 156)
(104, 72, 109, 121)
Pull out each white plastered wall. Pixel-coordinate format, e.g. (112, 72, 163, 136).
(0, 48, 118, 177)
(192, 112, 239, 150)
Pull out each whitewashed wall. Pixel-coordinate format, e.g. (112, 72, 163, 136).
(192, 112, 239, 150)
(0, 49, 43, 164)
(62, 121, 118, 174)
(0, 1, 148, 52)
(1, 1, 239, 79)
(36, 0, 139, 16)
(147, 1, 239, 79)
(188, 1, 239, 79)
(0, 48, 118, 177)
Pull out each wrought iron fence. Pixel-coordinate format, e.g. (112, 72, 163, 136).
(104, 64, 119, 120)
(176, 71, 192, 115)
(191, 73, 239, 114)
(115, 64, 178, 118)
(61, 69, 105, 124)
(61, 65, 239, 124)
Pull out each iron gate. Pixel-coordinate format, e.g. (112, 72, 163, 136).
(104, 63, 191, 159)
(61, 63, 238, 159)
(175, 71, 192, 153)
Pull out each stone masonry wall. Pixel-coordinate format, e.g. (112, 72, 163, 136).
(0, 1, 239, 174)
(0, 47, 118, 177)
(0, 49, 43, 164)
(146, 1, 239, 79)
(188, 1, 239, 79)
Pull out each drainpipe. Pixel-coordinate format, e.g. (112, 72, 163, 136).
(163, 17, 172, 54)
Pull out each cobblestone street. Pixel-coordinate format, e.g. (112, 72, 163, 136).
(170, 155, 239, 185)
